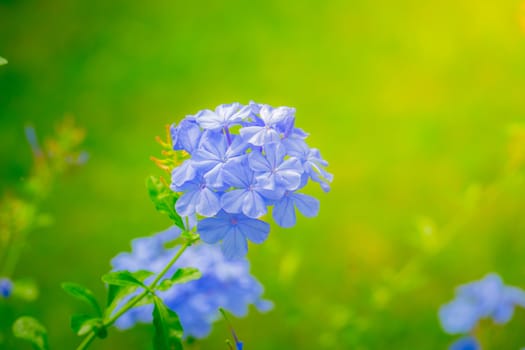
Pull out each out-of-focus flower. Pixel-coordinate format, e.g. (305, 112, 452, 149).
(449, 336, 480, 350)
(0, 277, 13, 298)
(169, 102, 332, 258)
(439, 273, 525, 334)
(111, 227, 272, 338)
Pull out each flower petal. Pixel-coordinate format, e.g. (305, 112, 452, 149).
(221, 190, 247, 214)
(196, 188, 221, 217)
(175, 190, 199, 216)
(272, 196, 296, 228)
(237, 216, 270, 244)
(198, 217, 231, 243)
(242, 191, 267, 218)
(293, 193, 320, 218)
(221, 230, 248, 259)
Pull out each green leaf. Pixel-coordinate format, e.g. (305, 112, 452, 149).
(102, 270, 153, 288)
(0, 57, 7, 65)
(146, 175, 185, 230)
(152, 296, 183, 350)
(157, 268, 202, 291)
(61, 282, 102, 317)
(104, 270, 155, 318)
(12, 316, 49, 350)
(70, 314, 100, 336)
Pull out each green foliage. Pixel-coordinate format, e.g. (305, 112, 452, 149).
(146, 175, 185, 230)
(70, 315, 103, 337)
(152, 296, 183, 350)
(101, 270, 153, 289)
(12, 317, 48, 350)
(0, 57, 7, 65)
(103, 270, 154, 317)
(157, 268, 202, 292)
(61, 282, 102, 317)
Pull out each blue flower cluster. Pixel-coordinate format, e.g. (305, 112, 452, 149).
(111, 227, 272, 339)
(439, 273, 525, 349)
(170, 102, 332, 259)
(0, 277, 13, 298)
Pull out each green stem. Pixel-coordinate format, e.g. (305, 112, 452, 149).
(76, 241, 191, 350)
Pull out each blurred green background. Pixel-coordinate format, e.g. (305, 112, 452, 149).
(2, 0, 525, 348)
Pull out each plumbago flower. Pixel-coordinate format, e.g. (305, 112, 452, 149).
(111, 226, 272, 338)
(0, 278, 13, 298)
(57, 103, 330, 350)
(439, 273, 525, 349)
(169, 102, 333, 259)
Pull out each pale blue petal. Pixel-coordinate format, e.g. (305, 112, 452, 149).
(203, 162, 227, 188)
(221, 190, 247, 214)
(198, 217, 231, 243)
(221, 230, 248, 259)
(276, 158, 303, 190)
(234, 104, 253, 121)
(272, 196, 296, 228)
(171, 160, 197, 188)
(439, 299, 480, 334)
(248, 150, 270, 172)
(242, 191, 267, 218)
(237, 216, 270, 244)
(239, 126, 261, 142)
(175, 190, 199, 216)
(196, 109, 223, 130)
(222, 160, 252, 188)
(196, 188, 221, 217)
(215, 103, 240, 119)
(262, 143, 282, 168)
(255, 299, 274, 312)
(269, 106, 295, 125)
(492, 302, 514, 324)
(293, 193, 320, 218)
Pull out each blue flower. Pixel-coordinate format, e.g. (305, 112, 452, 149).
(170, 117, 203, 153)
(449, 336, 480, 350)
(221, 159, 281, 219)
(239, 105, 295, 146)
(192, 132, 247, 188)
(439, 273, 525, 334)
(171, 175, 221, 217)
(0, 277, 13, 298)
(168, 102, 332, 258)
(272, 191, 320, 228)
(198, 211, 270, 259)
(111, 228, 272, 339)
(196, 103, 252, 131)
(248, 143, 303, 191)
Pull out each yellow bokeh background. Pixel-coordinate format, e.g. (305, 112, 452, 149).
(2, 0, 525, 348)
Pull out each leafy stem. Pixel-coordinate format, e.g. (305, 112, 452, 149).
(76, 240, 192, 350)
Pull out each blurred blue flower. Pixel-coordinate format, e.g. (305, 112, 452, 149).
(111, 227, 272, 338)
(439, 273, 525, 334)
(0, 277, 13, 298)
(169, 102, 332, 258)
(449, 336, 480, 350)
